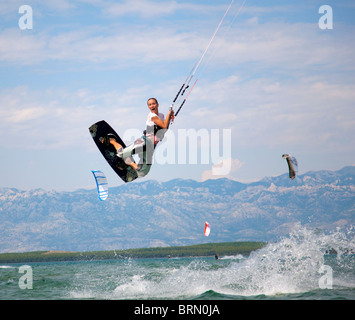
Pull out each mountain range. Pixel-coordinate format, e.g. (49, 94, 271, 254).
(0, 166, 354, 253)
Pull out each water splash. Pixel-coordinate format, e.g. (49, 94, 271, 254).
(112, 225, 355, 299)
(68, 225, 355, 300)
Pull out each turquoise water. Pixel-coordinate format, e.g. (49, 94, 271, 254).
(1, 227, 355, 300)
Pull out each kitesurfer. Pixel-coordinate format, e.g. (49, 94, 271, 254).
(101, 98, 174, 178)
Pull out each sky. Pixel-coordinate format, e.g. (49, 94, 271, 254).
(0, 0, 354, 191)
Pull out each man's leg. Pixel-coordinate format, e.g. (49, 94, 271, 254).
(100, 135, 138, 170)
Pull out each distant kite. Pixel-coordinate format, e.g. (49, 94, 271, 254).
(204, 221, 211, 237)
(282, 154, 298, 180)
(92, 170, 109, 201)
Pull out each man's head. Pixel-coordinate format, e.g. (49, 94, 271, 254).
(147, 98, 159, 114)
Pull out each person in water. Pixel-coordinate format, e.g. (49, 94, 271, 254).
(101, 98, 174, 178)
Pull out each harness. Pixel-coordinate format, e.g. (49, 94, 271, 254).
(144, 124, 167, 146)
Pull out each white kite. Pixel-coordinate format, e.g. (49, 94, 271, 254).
(92, 170, 109, 201)
(204, 221, 211, 237)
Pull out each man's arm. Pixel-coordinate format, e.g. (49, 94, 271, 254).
(152, 110, 174, 129)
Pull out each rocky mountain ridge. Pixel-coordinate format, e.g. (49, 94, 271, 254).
(0, 166, 354, 253)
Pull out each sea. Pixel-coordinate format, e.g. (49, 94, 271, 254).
(1, 226, 354, 301)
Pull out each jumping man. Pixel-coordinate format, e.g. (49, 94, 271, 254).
(101, 98, 174, 178)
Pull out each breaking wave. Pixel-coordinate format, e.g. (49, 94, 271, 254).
(68, 224, 355, 300)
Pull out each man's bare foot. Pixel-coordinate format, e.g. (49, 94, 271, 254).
(99, 135, 137, 171)
(130, 163, 138, 170)
(109, 139, 122, 151)
(99, 135, 122, 152)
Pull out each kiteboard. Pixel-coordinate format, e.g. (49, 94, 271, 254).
(89, 120, 138, 183)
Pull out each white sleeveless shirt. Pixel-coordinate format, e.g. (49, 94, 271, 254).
(146, 112, 164, 127)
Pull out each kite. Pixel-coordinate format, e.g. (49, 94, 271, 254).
(92, 170, 109, 201)
(204, 221, 211, 237)
(282, 154, 298, 180)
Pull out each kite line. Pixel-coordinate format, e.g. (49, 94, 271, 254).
(170, 0, 247, 120)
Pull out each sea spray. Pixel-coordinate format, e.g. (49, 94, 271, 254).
(31, 225, 352, 300)
(229, 226, 327, 295)
(111, 225, 355, 299)
(1, 228, 354, 300)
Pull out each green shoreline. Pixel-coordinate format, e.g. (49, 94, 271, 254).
(0, 242, 266, 264)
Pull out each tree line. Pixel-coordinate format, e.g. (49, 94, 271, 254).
(0, 242, 266, 264)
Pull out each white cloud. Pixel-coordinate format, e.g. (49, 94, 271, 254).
(1, 70, 353, 156)
(201, 157, 244, 181)
(0, 0, 226, 19)
(210, 20, 355, 74)
(0, 26, 204, 67)
(187, 76, 355, 151)
(2, 4, 354, 76)
(0, 29, 47, 65)
(7, 107, 48, 123)
(102, 0, 179, 18)
(100, 0, 228, 18)
(0, 86, 150, 150)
